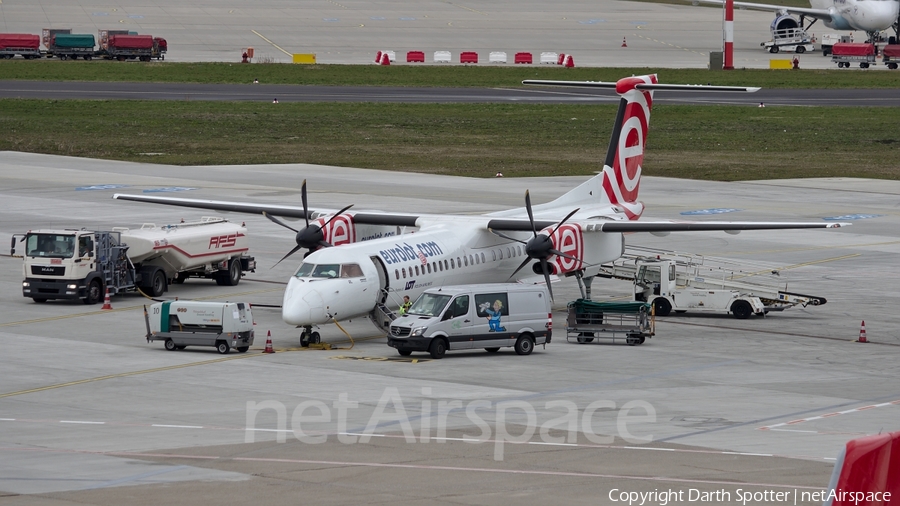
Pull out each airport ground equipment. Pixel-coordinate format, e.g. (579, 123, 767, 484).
(596, 246, 826, 319)
(831, 42, 876, 68)
(565, 300, 653, 346)
(48, 33, 97, 60)
(17, 217, 256, 304)
(0, 34, 41, 59)
(145, 301, 254, 354)
(106, 34, 155, 61)
(761, 26, 815, 54)
(820, 33, 850, 56)
(882, 44, 900, 69)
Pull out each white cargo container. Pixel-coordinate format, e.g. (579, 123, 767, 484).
(145, 301, 254, 353)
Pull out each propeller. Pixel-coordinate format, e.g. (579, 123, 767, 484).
(492, 190, 580, 301)
(264, 179, 354, 268)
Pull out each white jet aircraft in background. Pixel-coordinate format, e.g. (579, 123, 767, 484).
(114, 74, 848, 345)
(692, 0, 900, 45)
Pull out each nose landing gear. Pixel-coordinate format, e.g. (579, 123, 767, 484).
(299, 325, 321, 347)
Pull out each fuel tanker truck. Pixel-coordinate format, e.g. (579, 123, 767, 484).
(16, 217, 256, 304)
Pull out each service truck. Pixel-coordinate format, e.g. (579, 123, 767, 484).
(597, 247, 827, 319)
(820, 33, 850, 56)
(831, 42, 876, 68)
(0, 33, 41, 59)
(882, 44, 900, 69)
(16, 217, 256, 304)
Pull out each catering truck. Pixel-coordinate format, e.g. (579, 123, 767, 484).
(16, 217, 256, 304)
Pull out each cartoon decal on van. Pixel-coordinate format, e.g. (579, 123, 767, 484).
(476, 293, 508, 332)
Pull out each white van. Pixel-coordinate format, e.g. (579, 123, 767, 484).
(387, 283, 552, 359)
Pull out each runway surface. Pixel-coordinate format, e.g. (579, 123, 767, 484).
(1, 151, 898, 504)
(0, 0, 885, 69)
(2, 80, 899, 106)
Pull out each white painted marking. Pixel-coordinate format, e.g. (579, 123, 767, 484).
(769, 429, 818, 433)
(60, 420, 105, 424)
(526, 441, 578, 447)
(340, 432, 384, 437)
(152, 424, 203, 429)
(245, 428, 293, 433)
(0, 418, 15, 421)
(723, 451, 773, 457)
(623, 446, 675, 451)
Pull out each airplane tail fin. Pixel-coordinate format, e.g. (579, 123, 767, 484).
(540, 75, 658, 219)
(523, 75, 758, 221)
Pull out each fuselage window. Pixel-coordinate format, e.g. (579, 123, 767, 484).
(507, 247, 512, 258)
(475, 254, 480, 265)
(492, 250, 497, 262)
(402, 267, 407, 278)
(312, 264, 340, 278)
(481, 252, 485, 263)
(451, 258, 455, 269)
(444, 259, 449, 270)
(427, 263, 432, 274)
(341, 263, 364, 278)
(295, 263, 315, 278)
(395, 269, 400, 280)
(465, 255, 469, 266)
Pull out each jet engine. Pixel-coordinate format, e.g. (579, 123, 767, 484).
(770, 14, 802, 40)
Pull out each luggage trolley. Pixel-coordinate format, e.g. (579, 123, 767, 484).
(565, 299, 655, 346)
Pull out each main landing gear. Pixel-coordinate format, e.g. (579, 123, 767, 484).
(299, 325, 321, 348)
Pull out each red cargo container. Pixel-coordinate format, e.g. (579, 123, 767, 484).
(831, 43, 876, 68)
(107, 34, 154, 61)
(882, 44, 900, 69)
(0, 33, 41, 59)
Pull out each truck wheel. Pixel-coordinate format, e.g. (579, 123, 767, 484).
(225, 259, 242, 286)
(731, 300, 753, 319)
(428, 338, 447, 359)
(83, 55, 92, 61)
(652, 298, 672, 317)
(173, 272, 187, 284)
(165, 339, 177, 351)
(398, 350, 412, 356)
(769, 46, 779, 54)
(216, 341, 230, 354)
(485, 347, 500, 353)
(514, 335, 534, 356)
(83, 279, 102, 305)
(795, 46, 805, 54)
(237, 346, 250, 353)
(149, 270, 166, 297)
(860, 62, 869, 69)
(576, 336, 594, 344)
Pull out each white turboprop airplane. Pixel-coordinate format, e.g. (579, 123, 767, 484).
(113, 74, 848, 345)
(692, 0, 900, 44)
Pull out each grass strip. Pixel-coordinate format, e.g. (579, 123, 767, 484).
(1, 99, 897, 180)
(2, 60, 900, 88)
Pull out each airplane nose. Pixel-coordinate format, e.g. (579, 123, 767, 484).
(282, 278, 326, 325)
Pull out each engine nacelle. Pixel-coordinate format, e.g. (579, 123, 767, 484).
(315, 213, 355, 246)
(770, 14, 801, 40)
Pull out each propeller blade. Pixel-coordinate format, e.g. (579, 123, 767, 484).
(322, 204, 354, 227)
(318, 240, 332, 248)
(525, 190, 537, 238)
(549, 207, 581, 236)
(262, 211, 299, 233)
(490, 229, 527, 244)
(507, 257, 533, 280)
(272, 244, 303, 269)
(549, 248, 579, 262)
(301, 179, 310, 227)
(540, 258, 554, 302)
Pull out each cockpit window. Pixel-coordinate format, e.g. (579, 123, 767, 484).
(340, 263, 364, 278)
(295, 263, 315, 278)
(25, 233, 75, 259)
(408, 293, 451, 317)
(312, 264, 340, 278)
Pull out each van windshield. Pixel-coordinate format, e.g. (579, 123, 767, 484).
(408, 293, 451, 317)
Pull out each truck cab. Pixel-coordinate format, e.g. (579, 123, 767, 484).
(20, 230, 107, 304)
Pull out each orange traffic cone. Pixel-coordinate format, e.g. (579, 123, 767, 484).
(857, 320, 868, 343)
(264, 331, 275, 353)
(564, 54, 575, 68)
(101, 287, 113, 310)
(621, 37, 628, 47)
(380, 53, 390, 65)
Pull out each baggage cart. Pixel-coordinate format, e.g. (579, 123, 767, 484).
(566, 299, 654, 346)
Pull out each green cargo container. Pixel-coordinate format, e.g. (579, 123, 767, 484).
(54, 33, 95, 49)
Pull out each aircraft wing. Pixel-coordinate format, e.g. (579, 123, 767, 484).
(111, 194, 420, 227)
(487, 218, 849, 232)
(689, 0, 833, 21)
